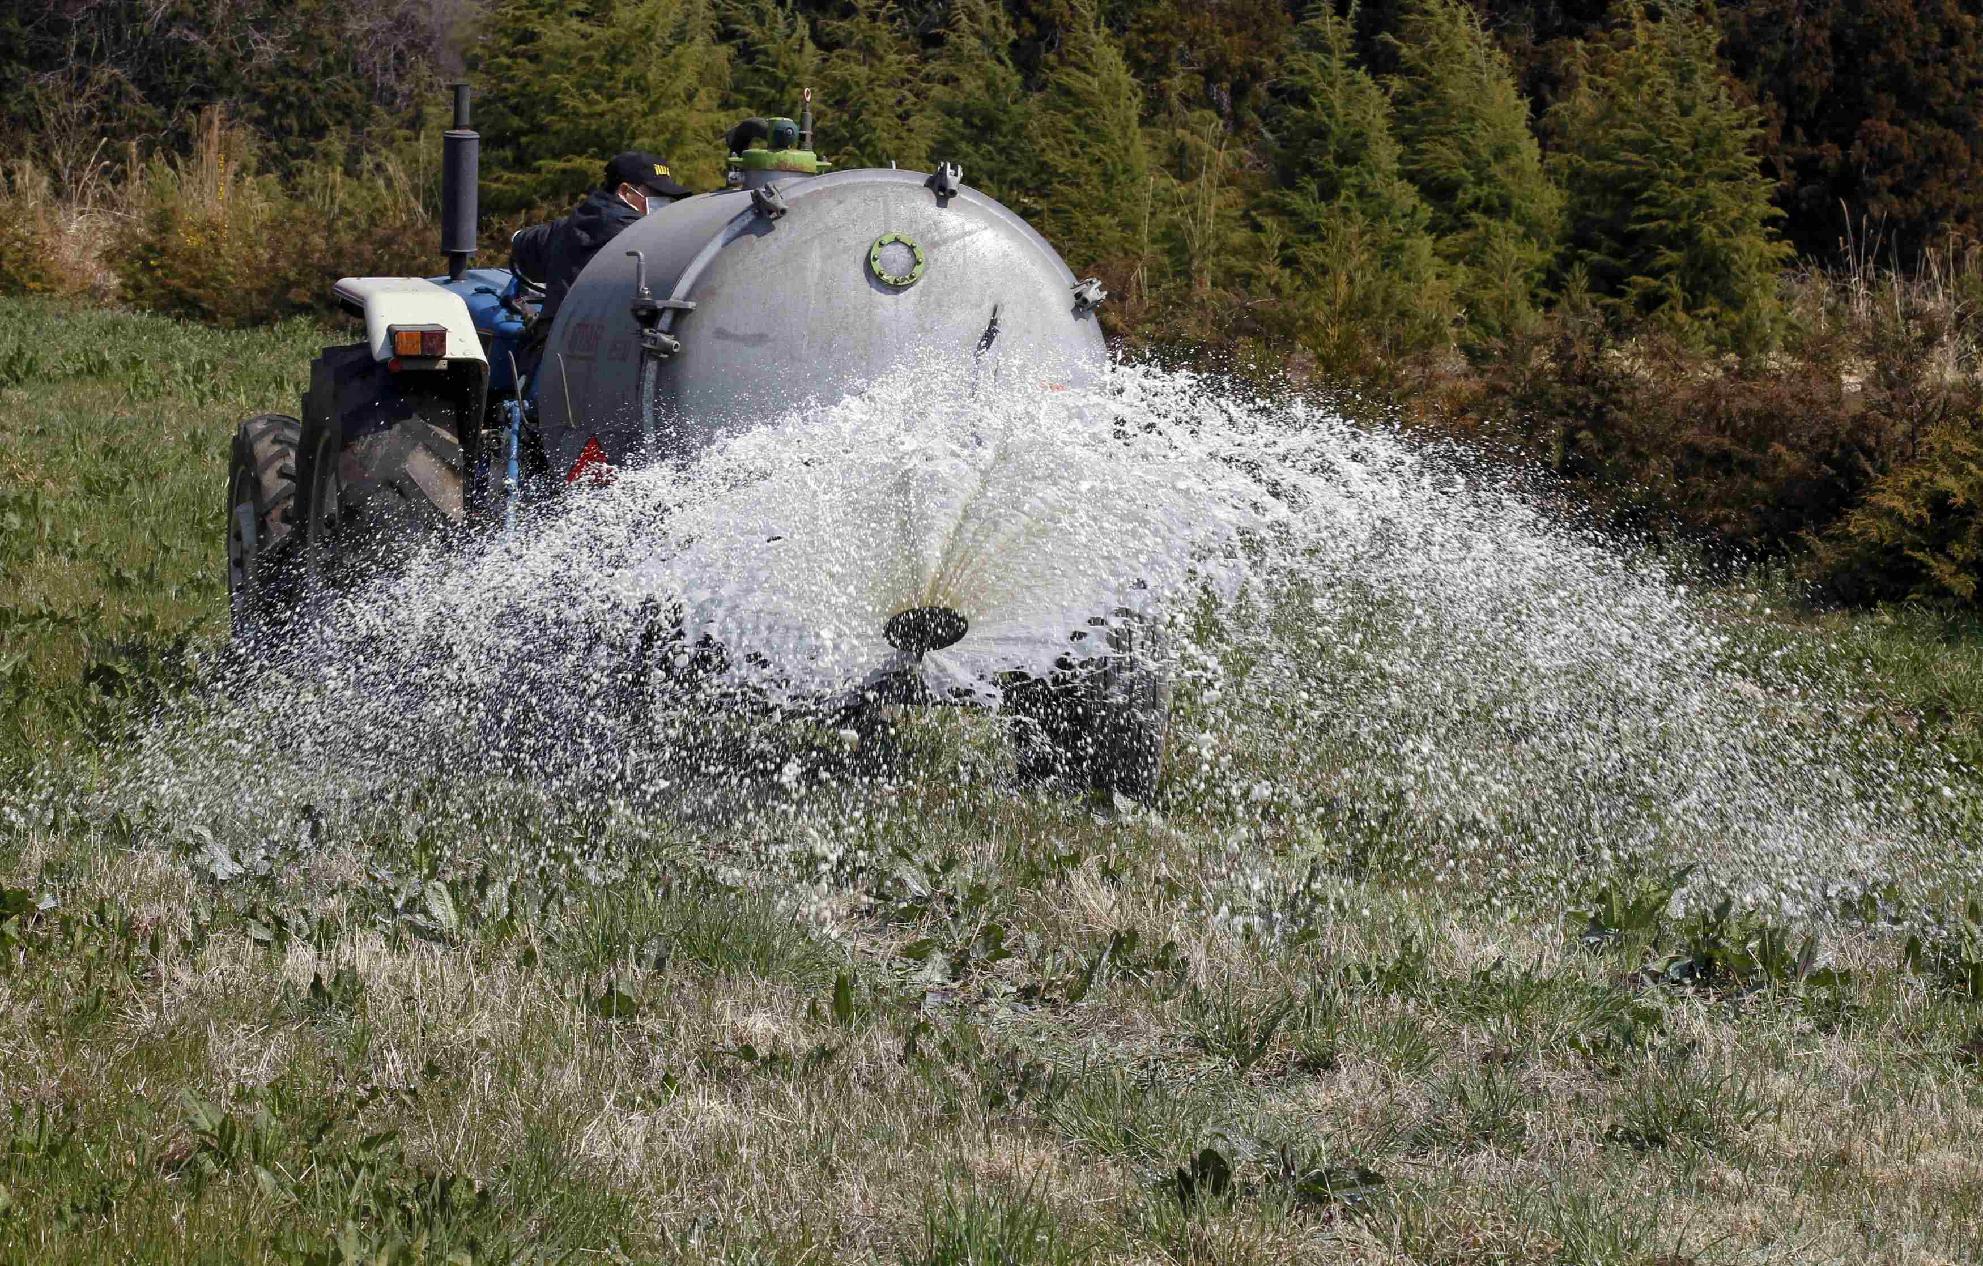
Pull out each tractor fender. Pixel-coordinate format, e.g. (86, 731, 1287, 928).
(331, 276, 488, 366)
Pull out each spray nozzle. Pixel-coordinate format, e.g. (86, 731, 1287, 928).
(885, 607, 969, 656)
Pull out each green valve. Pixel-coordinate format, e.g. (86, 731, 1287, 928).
(868, 233, 927, 287)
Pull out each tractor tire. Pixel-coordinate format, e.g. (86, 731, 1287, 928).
(226, 413, 302, 638)
(1006, 619, 1172, 803)
(300, 406, 465, 592)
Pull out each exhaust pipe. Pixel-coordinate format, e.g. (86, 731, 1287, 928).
(442, 82, 479, 282)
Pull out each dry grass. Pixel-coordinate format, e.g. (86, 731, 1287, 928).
(5, 751, 1983, 1262)
(0, 156, 122, 300)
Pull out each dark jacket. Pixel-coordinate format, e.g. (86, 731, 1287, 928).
(510, 189, 642, 325)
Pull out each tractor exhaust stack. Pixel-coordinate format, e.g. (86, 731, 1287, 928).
(442, 82, 479, 282)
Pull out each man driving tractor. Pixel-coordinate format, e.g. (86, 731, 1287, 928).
(510, 151, 692, 377)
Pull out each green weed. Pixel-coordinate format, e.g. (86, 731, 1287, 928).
(1604, 1055, 1773, 1156)
(1571, 869, 1842, 995)
(1905, 899, 1983, 998)
(912, 1187, 1077, 1266)
(1180, 983, 1297, 1072)
(1046, 1066, 1220, 1167)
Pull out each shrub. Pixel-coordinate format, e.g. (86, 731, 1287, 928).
(1430, 309, 1898, 554)
(1809, 414, 1983, 604)
(107, 118, 274, 324)
(1608, 338, 1898, 553)
(109, 111, 434, 326)
(0, 161, 96, 298)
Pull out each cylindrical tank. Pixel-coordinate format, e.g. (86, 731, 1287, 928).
(537, 168, 1106, 475)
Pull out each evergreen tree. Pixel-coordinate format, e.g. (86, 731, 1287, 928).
(1261, 6, 1450, 372)
(926, 0, 1033, 203)
(1387, 0, 1561, 342)
(1134, 103, 1264, 349)
(816, 1, 934, 170)
(1109, 0, 1292, 126)
(1720, 0, 1983, 257)
(1025, 0, 1154, 288)
(1403, 0, 1613, 104)
(717, 0, 822, 121)
(1548, 3, 1789, 351)
(470, 0, 732, 212)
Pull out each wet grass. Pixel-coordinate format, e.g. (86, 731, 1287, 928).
(5, 296, 1983, 1261)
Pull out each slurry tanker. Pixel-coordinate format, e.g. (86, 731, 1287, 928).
(224, 85, 1165, 798)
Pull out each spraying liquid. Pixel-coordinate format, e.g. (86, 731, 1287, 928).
(114, 364, 1980, 921)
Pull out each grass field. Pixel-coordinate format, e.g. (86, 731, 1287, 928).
(5, 295, 1983, 1264)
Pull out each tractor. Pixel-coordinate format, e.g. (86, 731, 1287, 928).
(224, 85, 1167, 799)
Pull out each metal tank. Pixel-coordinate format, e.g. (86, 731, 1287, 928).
(536, 162, 1108, 475)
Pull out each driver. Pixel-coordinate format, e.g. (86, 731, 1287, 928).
(510, 151, 692, 332)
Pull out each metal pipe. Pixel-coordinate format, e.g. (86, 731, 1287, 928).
(442, 82, 479, 282)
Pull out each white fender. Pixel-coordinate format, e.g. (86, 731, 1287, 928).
(331, 277, 487, 365)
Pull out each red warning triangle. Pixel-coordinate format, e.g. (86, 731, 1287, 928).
(565, 435, 617, 486)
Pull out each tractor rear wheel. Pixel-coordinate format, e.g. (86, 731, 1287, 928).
(298, 348, 467, 592)
(302, 418, 465, 588)
(226, 413, 302, 638)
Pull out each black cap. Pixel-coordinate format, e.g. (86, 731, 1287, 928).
(604, 151, 691, 200)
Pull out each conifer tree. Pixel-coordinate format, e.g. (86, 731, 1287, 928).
(1262, 6, 1450, 371)
(1025, 0, 1154, 287)
(1387, 0, 1561, 342)
(1548, 2, 1789, 351)
(1110, 0, 1293, 126)
(472, 0, 732, 210)
(816, 0, 934, 171)
(717, 0, 822, 121)
(0, 0, 446, 179)
(926, 0, 1033, 203)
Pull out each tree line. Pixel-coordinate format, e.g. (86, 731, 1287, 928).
(7, 1, 1977, 349)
